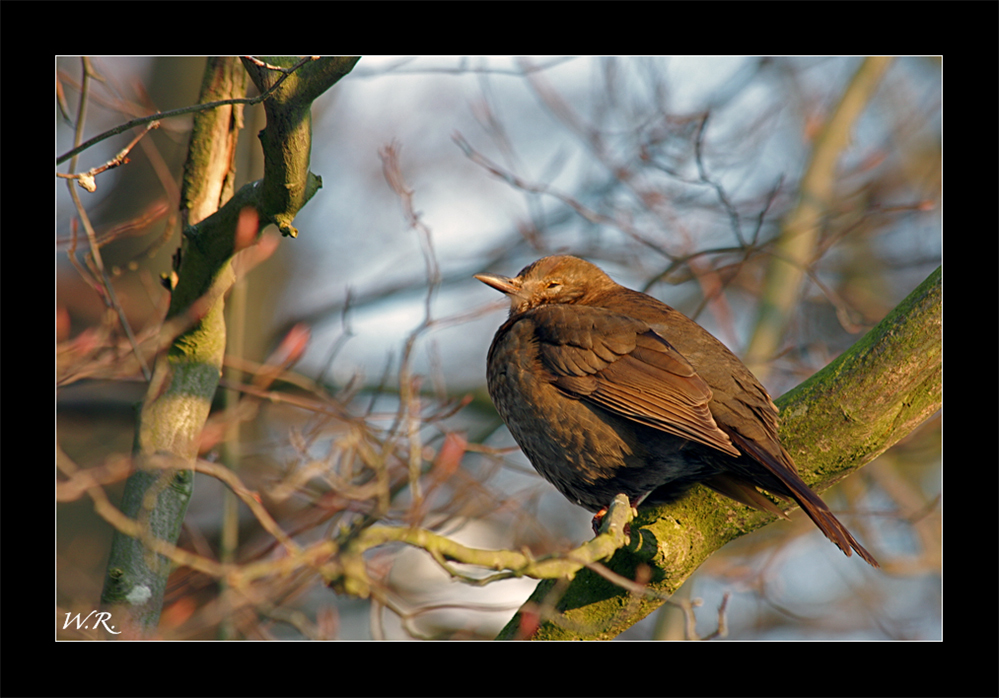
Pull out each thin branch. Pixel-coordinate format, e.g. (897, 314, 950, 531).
(329, 494, 634, 599)
(64, 57, 151, 380)
(57, 121, 160, 192)
(453, 131, 673, 259)
(57, 56, 318, 165)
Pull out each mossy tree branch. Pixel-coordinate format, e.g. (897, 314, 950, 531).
(497, 265, 941, 640)
(99, 56, 359, 635)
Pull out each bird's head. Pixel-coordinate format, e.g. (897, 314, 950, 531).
(475, 255, 616, 316)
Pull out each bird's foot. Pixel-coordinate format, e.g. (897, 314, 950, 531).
(591, 495, 641, 537)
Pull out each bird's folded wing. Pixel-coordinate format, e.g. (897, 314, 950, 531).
(532, 305, 740, 457)
(705, 372, 798, 476)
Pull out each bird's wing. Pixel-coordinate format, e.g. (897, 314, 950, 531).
(531, 304, 741, 457)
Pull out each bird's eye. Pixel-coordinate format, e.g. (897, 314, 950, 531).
(546, 281, 561, 290)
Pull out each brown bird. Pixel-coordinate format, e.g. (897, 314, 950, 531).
(476, 255, 878, 567)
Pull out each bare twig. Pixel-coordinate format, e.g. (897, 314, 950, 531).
(64, 57, 151, 381)
(57, 121, 160, 192)
(57, 56, 318, 165)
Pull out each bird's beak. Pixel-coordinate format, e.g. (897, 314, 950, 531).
(474, 272, 520, 296)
